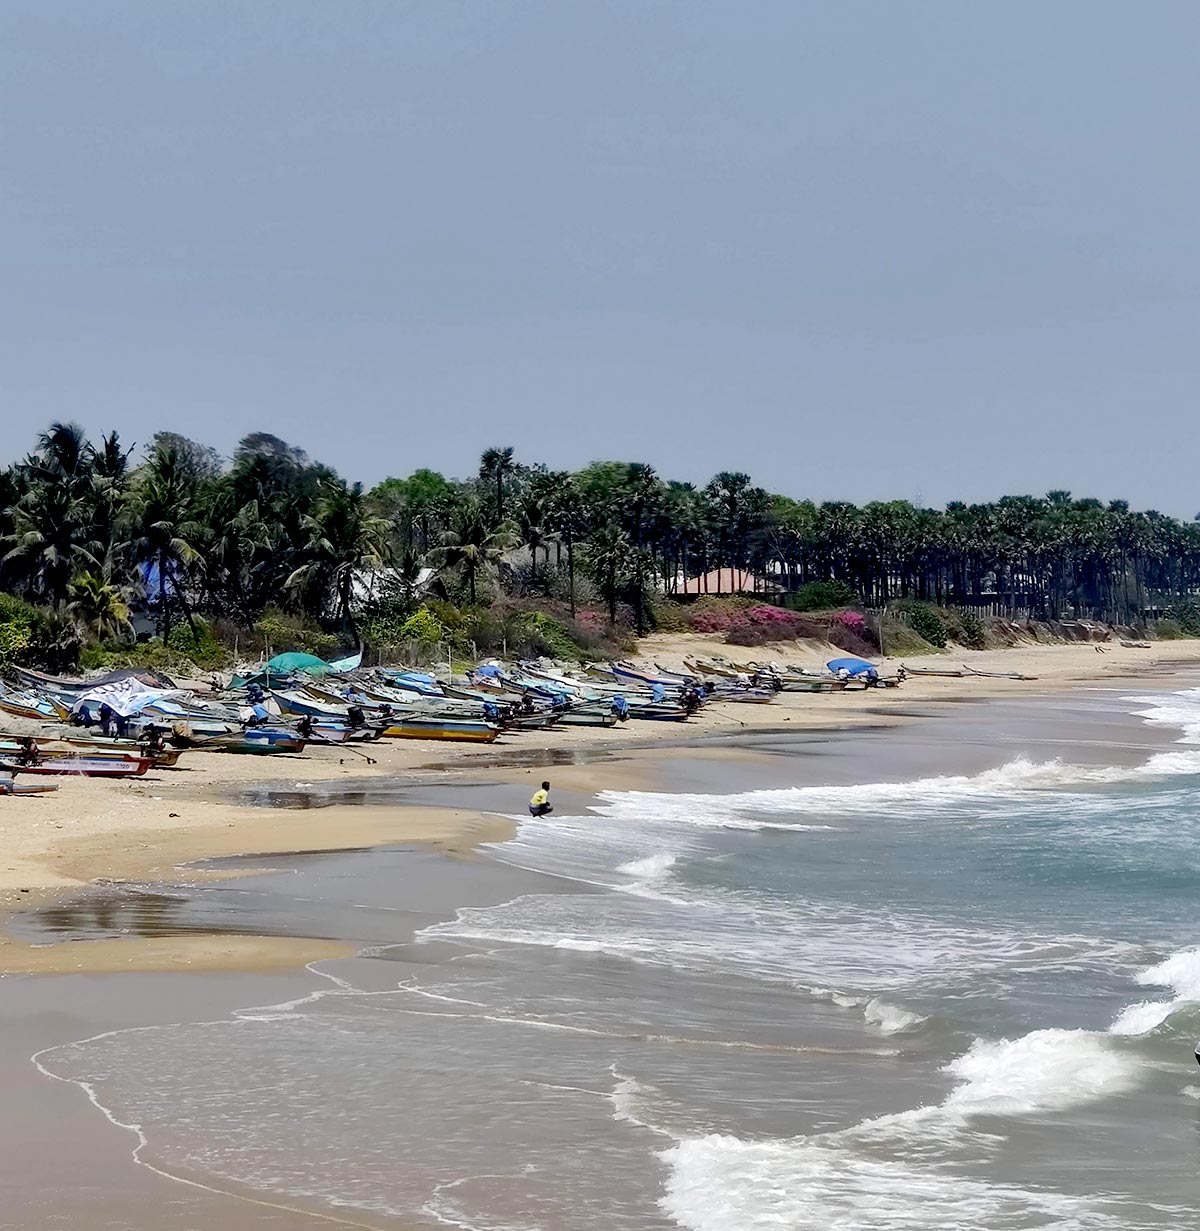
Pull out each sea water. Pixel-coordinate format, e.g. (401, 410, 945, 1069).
(36, 686, 1200, 1229)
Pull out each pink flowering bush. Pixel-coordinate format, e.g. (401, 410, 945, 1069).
(683, 596, 752, 633)
(723, 603, 879, 652)
(689, 610, 735, 632)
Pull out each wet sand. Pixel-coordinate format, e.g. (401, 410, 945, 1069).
(4, 637, 1198, 930)
(1, 849, 563, 1230)
(1, 642, 1199, 1228)
(1, 970, 387, 1229)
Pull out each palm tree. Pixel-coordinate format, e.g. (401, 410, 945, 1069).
(207, 498, 280, 621)
(2, 481, 99, 607)
(478, 446, 516, 523)
(516, 488, 555, 590)
(585, 522, 633, 625)
(88, 431, 133, 567)
(126, 445, 205, 640)
(430, 498, 518, 604)
(2, 422, 104, 606)
(706, 471, 754, 592)
(286, 480, 391, 639)
(25, 421, 91, 490)
(549, 477, 587, 616)
(67, 571, 133, 642)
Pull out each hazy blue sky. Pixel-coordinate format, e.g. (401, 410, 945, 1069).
(2, 2, 1197, 514)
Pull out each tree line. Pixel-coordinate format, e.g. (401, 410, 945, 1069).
(1, 423, 1198, 648)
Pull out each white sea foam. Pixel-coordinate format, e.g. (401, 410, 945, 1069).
(593, 749, 1200, 831)
(943, 1029, 1137, 1117)
(617, 853, 677, 882)
(426, 888, 1132, 995)
(660, 1026, 1141, 1231)
(1110, 946, 1200, 1036)
(1127, 688, 1200, 745)
(660, 1131, 1117, 1231)
(552, 937, 607, 951)
(862, 998, 926, 1035)
(608, 1071, 674, 1136)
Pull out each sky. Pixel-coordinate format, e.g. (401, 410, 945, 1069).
(1, 1, 1197, 515)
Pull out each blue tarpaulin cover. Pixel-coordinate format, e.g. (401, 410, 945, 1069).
(827, 657, 879, 680)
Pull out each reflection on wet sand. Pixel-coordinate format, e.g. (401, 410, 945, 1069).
(11, 888, 292, 943)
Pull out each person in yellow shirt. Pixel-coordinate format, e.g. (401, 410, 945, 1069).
(529, 780, 553, 817)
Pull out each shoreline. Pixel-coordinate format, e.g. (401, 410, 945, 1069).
(1, 637, 1198, 976)
(4, 647, 1199, 1230)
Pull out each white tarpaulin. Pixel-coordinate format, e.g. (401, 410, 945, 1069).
(71, 677, 191, 718)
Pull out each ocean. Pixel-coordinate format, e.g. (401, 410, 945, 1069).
(35, 684, 1200, 1230)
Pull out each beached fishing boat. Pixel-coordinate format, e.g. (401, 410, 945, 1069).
(272, 689, 351, 719)
(555, 709, 620, 728)
(380, 716, 500, 743)
(774, 677, 842, 693)
(961, 665, 1039, 681)
(606, 662, 695, 688)
(0, 692, 69, 722)
(0, 756, 152, 778)
(624, 702, 692, 722)
(708, 689, 777, 704)
(200, 729, 308, 754)
(0, 737, 184, 768)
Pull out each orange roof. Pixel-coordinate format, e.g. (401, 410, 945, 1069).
(674, 568, 775, 596)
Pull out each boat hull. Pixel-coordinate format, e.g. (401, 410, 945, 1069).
(381, 721, 499, 743)
(1, 757, 151, 778)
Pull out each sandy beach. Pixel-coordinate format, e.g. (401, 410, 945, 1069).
(4, 637, 1200, 976)
(3, 636, 1200, 1230)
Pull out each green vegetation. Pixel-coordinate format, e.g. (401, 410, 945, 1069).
(399, 606, 445, 645)
(880, 617, 944, 657)
(1, 424, 1198, 674)
(785, 579, 858, 612)
(0, 593, 78, 670)
(252, 611, 341, 659)
(891, 600, 948, 648)
(1166, 600, 1200, 637)
(945, 608, 989, 651)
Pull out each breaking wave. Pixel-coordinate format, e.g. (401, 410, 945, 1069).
(594, 749, 1200, 830)
(1110, 946, 1200, 1036)
(658, 1028, 1143, 1231)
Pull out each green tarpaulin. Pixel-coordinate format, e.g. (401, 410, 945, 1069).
(265, 652, 335, 676)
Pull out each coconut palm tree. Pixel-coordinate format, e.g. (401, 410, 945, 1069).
(206, 498, 281, 621)
(286, 479, 391, 639)
(88, 431, 134, 568)
(430, 498, 518, 605)
(24, 421, 92, 490)
(67, 571, 133, 642)
(2, 481, 99, 607)
(126, 444, 205, 640)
